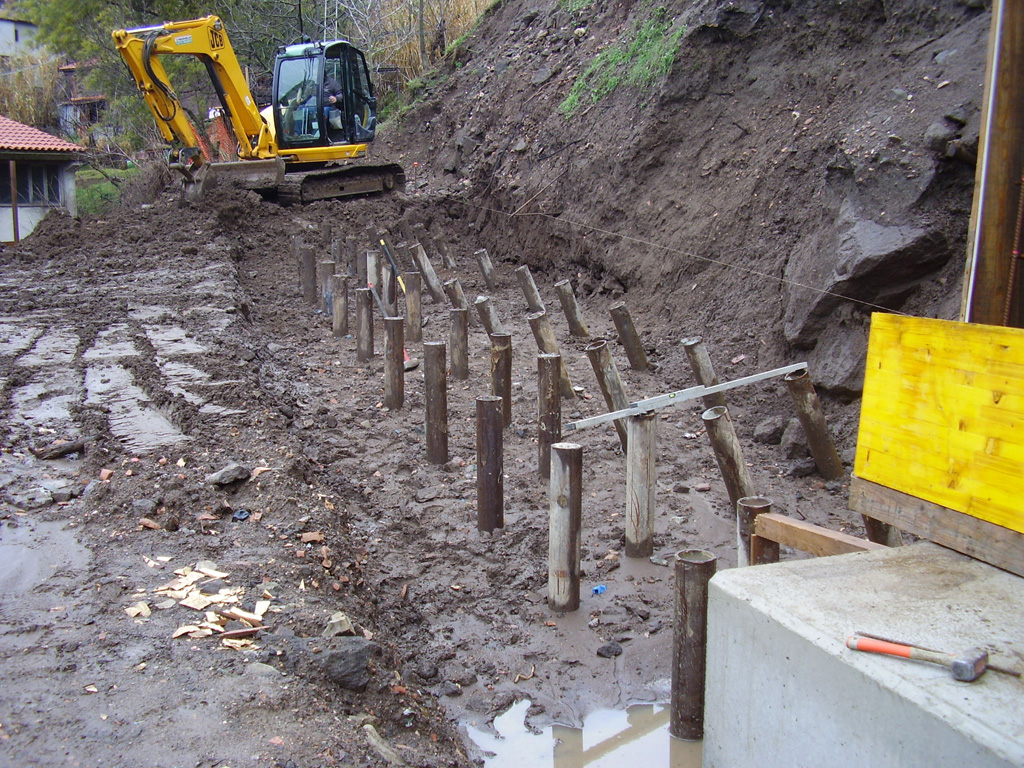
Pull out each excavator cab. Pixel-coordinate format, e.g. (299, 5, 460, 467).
(272, 41, 378, 150)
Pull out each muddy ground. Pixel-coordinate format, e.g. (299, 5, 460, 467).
(0, 1, 987, 766)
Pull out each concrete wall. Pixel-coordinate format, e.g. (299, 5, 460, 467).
(703, 543, 1024, 768)
(0, 19, 38, 57)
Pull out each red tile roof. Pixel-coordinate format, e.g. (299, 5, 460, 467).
(0, 115, 83, 153)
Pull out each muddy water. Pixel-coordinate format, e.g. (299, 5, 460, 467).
(468, 700, 702, 768)
(0, 519, 90, 599)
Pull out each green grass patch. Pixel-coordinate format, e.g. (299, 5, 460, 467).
(76, 166, 140, 217)
(559, 7, 685, 119)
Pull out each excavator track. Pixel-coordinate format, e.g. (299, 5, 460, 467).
(275, 163, 406, 205)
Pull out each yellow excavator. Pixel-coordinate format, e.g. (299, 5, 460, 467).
(112, 15, 405, 203)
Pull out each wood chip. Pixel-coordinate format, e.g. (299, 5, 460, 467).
(172, 625, 200, 638)
(125, 602, 151, 618)
(139, 518, 162, 530)
(254, 600, 271, 618)
(251, 466, 274, 478)
(179, 593, 213, 611)
(300, 531, 324, 543)
(196, 566, 230, 579)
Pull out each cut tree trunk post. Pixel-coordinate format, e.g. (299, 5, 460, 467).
(450, 307, 469, 380)
(320, 220, 332, 246)
(670, 549, 717, 741)
(476, 395, 504, 533)
(475, 248, 497, 290)
(783, 368, 844, 481)
(584, 338, 630, 451)
(527, 310, 574, 397)
(356, 244, 368, 285)
(424, 342, 448, 464)
(702, 406, 757, 563)
(625, 412, 657, 558)
(746, 497, 781, 565)
(737, 495, 774, 567)
(355, 288, 373, 362)
(332, 275, 349, 337)
(318, 261, 336, 315)
(405, 272, 422, 343)
(548, 442, 583, 612)
(515, 265, 545, 313)
(330, 237, 342, 272)
(301, 245, 317, 305)
(412, 242, 446, 303)
(681, 336, 727, 410)
(382, 266, 397, 317)
(555, 279, 590, 338)
(443, 278, 468, 311)
(474, 295, 506, 336)
(538, 353, 562, 481)
(384, 317, 404, 411)
(490, 333, 513, 428)
(366, 251, 381, 296)
(609, 303, 650, 371)
(345, 236, 358, 277)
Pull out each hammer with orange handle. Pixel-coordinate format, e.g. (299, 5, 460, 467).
(846, 634, 988, 682)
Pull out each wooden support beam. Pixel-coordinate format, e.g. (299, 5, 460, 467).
(753, 512, 886, 558)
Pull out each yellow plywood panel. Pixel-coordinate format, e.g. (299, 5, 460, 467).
(855, 314, 1024, 535)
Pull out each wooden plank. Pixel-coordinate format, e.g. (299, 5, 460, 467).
(850, 476, 1024, 578)
(857, 314, 1024, 535)
(752, 513, 885, 559)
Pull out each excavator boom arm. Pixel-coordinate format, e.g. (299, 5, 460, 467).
(112, 16, 276, 162)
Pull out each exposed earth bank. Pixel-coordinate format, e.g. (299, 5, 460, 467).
(0, 1, 987, 766)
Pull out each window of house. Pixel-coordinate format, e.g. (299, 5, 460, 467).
(0, 163, 62, 206)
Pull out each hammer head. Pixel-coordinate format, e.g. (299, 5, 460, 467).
(950, 648, 989, 682)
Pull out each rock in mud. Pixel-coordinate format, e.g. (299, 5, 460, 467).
(780, 418, 808, 459)
(204, 462, 251, 486)
(321, 637, 381, 691)
(754, 416, 786, 445)
(596, 641, 623, 658)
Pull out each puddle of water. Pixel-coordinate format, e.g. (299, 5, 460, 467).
(10, 368, 81, 429)
(85, 363, 189, 452)
(16, 326, 79, 367)
(0, 519, 90, 598)
(467, 700, 701, 768)
(146, 325, 206, 356)
(83, 324, 140, 360)
(0, 323, 43, 357)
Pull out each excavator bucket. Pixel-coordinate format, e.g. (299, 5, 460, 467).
(183, 158, 287, 202)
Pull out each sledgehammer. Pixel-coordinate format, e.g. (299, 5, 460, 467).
(846, 635, 988, 682)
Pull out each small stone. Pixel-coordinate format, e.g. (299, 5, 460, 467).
(321, 637, 380, 691)
(204, 462, 251, 486)
(132, 498, 158, 516)
(436, 681, 462, 697)
(596, 641, 623, 658)
(754, 416, 786, 445)
(693, 482, 712, 493)
(789, 458, 817, 478)
(531, 66, 553, 86)
(414, 486, 442, 503)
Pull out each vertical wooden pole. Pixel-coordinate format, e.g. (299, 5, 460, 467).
(330, 237, 342, 271)
(366, 250, 381, 296)
(320, 220, 332, 246)
(548, 442, 583, 612)
(332, 275, 349, 337)
(9, 160, 18, 243)
(477, 395, 504, 533)
(527, 310, 574, 397)
(384, 317, 405, 410)
(702, 406, 757, 560)
(356, 244, 368, 285)
(489, 333, 513, 428)
(292, 235, 303, 290)
(670, 549, 717, 741)
(355, 288, 373, 362)
(301, 245, 317, 305)
(450, 308, 469, 380)
(609, 303, 650, 371)
(382, 266, 397, 317)
(475, 247, 497, 290)
(681, 336, 727, 410)
(318, 261, 336, 314)
(555, 279, 590, 338)
(783, 369, 844, 480)
(424, 341, 448, 464)
(412, 242, 446, 303)
(443, 277, 468, 310)
(538, 353, 562, 481)
(515, 264, 545, 313)
(405, 272, 422, 343)
(737, 495, 773, 568)
(584, 338, 630, 451)
(745, 496, 781, 566)
(625, 412, 657, 558)
(345, 236, 358, 277)
(474, 295, 506, 336)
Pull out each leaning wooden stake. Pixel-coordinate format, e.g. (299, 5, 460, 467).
(490, 333, 513, 428)
(527, 310, 574, 397)
(538, 353, 562, 481)
(584, 339, 629, 451)
(474, 295, 507, 336)
(610, 302, 650, 371)
(301, 245, 317, 305)
(318, 260, 336, 315)
(477, 395, 504, 533)
(681, 336, 727, 410)
(625, 412, 657, 558)
(515, 265, 546, 313)
(450, 307, 469, 380)
(355, 288, 374, 362)
(443, 278, 468, 311)
(475, 248, 497, 290)
(405, 272, 422, 343)
(384, 317, 404, 410)
(702, 406, 757, 562)
(331, 275, 349, 337)
(670, 549, 717, 741)
(424, 342, 448, 464)
(412, 242, 446, 303)
(738, 495, 774, 567)
(783, 368, 844, 480)
(555, 279, 590, 338)
(548, 442, 583, 612)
